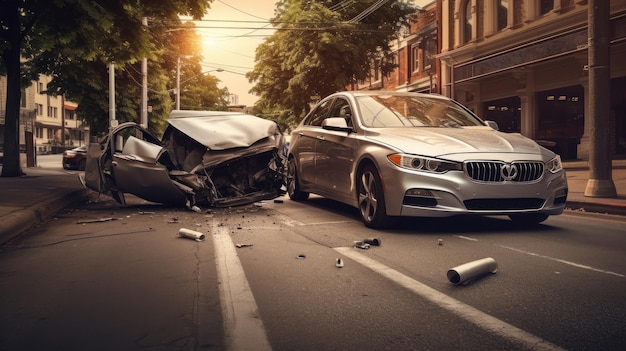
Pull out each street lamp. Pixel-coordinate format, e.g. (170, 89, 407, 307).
(175, 62, 223, 110)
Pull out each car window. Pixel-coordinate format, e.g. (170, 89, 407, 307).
(304, 98, 333, 126)
(329, 98, 353, 128)
(357, 95, 484, 128)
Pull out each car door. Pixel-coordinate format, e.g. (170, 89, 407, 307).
(109, 124, 187, 206)
(314, 97, 358, 202)
(292, 98, 334, 187)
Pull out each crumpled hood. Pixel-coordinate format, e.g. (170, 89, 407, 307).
(168, 110, 280, 150)
(366, 126, 545, 157)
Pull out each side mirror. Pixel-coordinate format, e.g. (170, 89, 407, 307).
(485, 120, 499, 130)
(322, 117, 353, 132)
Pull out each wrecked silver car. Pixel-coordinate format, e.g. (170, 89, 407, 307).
(83, 110, 287, 208)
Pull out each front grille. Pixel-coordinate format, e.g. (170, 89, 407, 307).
(464, 198, 544, 210)
(465, 161, 544, 182)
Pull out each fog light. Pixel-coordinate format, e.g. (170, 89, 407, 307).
(403, 189, 437, 207)
(406, 189, 434, 197)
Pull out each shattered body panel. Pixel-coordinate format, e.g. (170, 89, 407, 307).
(84, 111, 287, 209)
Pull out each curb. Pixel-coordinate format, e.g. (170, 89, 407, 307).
(0, 188, 91, 245)
(565, 200, 626, 217)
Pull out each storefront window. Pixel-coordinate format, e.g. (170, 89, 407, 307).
(536, 85, 584, 160)
(483, 96, 520, 133)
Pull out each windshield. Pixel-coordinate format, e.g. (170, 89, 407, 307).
(356, 95, 485, 128)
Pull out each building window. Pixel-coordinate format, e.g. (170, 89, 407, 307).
(36, 127, 43, 139)
(36, 103, 43, 116)
(48, 106, 58, 118)
(463, 0, 473, 44)
(424, 37, 436, 71)
(497, 0, 508, 31)
(20, 90, 26, 107)
(411, 44, 420, 72)
(540, 0, 553, 16)
(47, 128, 55, 140)
(37, 82, 44, 93)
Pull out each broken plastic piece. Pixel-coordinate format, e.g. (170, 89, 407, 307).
(353, 241, 370, 249)
(296, 254, 306, 259)
(438, 239, 443, 246)
(363, 237, 381, 246)
(178, 228, 205, 241)
(236, 243, 253, 248)
(336, 258, 344, 268)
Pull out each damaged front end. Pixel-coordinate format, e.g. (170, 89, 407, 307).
(84, 111, 287, 209)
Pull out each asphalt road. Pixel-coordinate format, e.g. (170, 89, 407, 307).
(1, 188, 625, 350)
(1, 154, 625, 350)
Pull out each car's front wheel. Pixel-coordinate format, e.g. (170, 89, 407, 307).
(358, 164, 389, 228)
(287, 157, 309, 201)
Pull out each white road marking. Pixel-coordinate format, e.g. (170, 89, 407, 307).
(212, 224, 272, 351)
(455, 235, 479, 241)
(334, 247, 566, 351)
(498, 245, 625, 278)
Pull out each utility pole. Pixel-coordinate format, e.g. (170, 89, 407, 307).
(584, 0, 616, 197)
(176, 56, 181, 110)
(109, 63, 116, 130)
(141, 16, 148, 128)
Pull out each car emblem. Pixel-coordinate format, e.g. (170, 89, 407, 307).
(500, 163, 518, 181)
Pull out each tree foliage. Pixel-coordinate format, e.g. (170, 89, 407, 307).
(0, 0, 214, 177)
(247, 0, 417, 124)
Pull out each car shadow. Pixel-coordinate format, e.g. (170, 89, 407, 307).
(299, 196, 563, 234)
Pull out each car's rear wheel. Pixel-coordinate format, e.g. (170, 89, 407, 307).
(508, 213, 549, 225)
(358, 164, 388, 228)
(287, 157, 309, 201)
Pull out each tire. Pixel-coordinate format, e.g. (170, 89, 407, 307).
(508, 213, 549, 225)
(287, 157, 309, 201)
(358, 164, 389, 228)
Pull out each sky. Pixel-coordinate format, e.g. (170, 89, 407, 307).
(191, 0, 433, 106)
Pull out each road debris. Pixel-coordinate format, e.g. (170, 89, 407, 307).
(438, 239, 443, 246)
(336, 258, 344, 268)
(363, 237, 381, 246)
(447, 257, 498, 285)
(353, 241, 370, 249)
(77, 217, 118, 224)
(235, 243, 253, 248)
(296, 254, 306, 259)
(178, 228, 206, 241)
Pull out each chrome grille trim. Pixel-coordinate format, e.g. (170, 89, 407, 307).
(464, 161, 544, 183)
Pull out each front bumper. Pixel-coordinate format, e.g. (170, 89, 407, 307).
(380, 164, 568, 218)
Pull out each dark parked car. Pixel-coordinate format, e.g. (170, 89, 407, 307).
(83, 110, 287, 209)
(287, 91, 568, 228)
(62, 145, 87, 171)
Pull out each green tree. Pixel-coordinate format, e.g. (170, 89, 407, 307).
(247, 0, 416, 121)
(0, 0, 211, 177)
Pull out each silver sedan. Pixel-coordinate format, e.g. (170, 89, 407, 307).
(287, 91, 568, 228)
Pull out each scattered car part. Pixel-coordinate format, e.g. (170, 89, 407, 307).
(363, 237, 381, 246)
(447, 257, 498, 285)
(178, 228, 205, 241)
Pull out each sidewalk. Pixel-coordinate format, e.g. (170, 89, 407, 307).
(1, 161, 625, 245)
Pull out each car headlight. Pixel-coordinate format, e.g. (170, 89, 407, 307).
(387, 154, 462, 173)
(546, 155, 563, 173)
